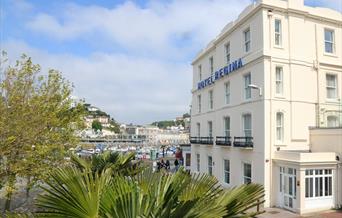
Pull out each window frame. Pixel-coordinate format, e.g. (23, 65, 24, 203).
(242, 113, 252, 137)
(326, 74, 338, 100)
(276, 112, 284, 142)
(305, 169, 333, 198)
(223, 116, 230, 137)
(209, 57, 214, 75)
(225, 42, 231, 64)
(244, 73, 252, 100)
(198, 94, 202, 113)
(208, 156, 213, 176)
(243, 162, 252, 184)
(209, 90, 214, 110)
(244, 28, 251, 53)
(224, 81, 230, 104)
(275, 66, 284, 96)
(274, 19, 282, 47)
(324, 28, 335, 54)
(223, 159, 230, 184)
(196, 122, 201, 137)
(196, 153, 200, 172)
(198, 65, 202, 81)
(208, 121, 213, 138)
(327, 115, 339, 128)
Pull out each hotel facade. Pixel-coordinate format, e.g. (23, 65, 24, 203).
(190, 0, 342, 214)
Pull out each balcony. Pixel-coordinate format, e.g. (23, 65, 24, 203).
(190, 137, 214, 145)
(233, 137, 253, 148)
(215, 136, 232, 146)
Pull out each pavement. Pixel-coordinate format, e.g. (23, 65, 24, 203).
(257, 208, 342, 218)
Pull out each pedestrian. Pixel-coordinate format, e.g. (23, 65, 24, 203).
(160, 159, 165, 169)
(166, 160, 170, 170)
(174, 158, 179, 171)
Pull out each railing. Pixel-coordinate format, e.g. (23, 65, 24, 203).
(233, 137, 253, 148)
(215, 136, 232, 146)
(190, 137, 214, 145)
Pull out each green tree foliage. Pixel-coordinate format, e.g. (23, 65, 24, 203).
(92, 120, 103, 132)
(36, 163, 264, 218)
(0, 54, 85, 211)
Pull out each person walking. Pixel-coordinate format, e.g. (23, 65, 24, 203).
(174, 158, 179, 171)
(165, 160, 170, 170)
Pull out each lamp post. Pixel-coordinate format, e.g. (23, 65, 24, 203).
(248, 84, 262, 96)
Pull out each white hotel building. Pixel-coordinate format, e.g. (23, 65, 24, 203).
(190, 0, 342, 214)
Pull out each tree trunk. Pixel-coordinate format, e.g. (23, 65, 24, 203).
(4, 175, 15, 212)
(26, 176, 31, 199)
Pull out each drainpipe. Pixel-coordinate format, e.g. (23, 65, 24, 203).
(268, 9, 273, 207)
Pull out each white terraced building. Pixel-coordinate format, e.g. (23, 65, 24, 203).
(190, 0, 342, 214)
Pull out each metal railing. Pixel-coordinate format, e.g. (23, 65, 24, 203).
(233, 137, 253, 148)
(215, 136, 232, 146)
(190, 137, 214, 145)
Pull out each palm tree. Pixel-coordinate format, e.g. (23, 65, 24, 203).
(35, 166, 264, 218)
(70, 151, 144, 176)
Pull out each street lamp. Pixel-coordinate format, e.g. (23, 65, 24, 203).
(248, 84, 262, 96)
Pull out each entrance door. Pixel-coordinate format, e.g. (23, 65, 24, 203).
(280, 167, 296, 210)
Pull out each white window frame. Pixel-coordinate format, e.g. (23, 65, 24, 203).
(224, 82, 230, 104)
(324, 29, 335, 54)
(196, 122, 201, 137)
(198, 94, 201, 113)
(243, 162, 252, 184)
(223, 116, 230, 137)
(305, 169, 333, 198)
(244, 28, 251, 53)
(327, 116, 339, 128)
(225, 42, 231, 64)
(275, 66, 283, 96)
(208, 156, 213, 176)
(276, 112, 284, 142)
(196, 153, 200, 172)
(275, 19, 282, 47)
(223, 159, 230, 184)
(244, 73, 251, 100)
(209, 57, 214, 75)
(209, 90, 214, 110)
(242, 113, 252, 137)
(326, 74, 338, 100)
(208, 121, 213, 138)
(198, 65, 202, 81)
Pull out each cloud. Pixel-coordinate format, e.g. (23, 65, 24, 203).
(3, 39, 192, 124)
(26, 0, 251, 57)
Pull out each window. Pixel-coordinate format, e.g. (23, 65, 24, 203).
(225, 82, 230, 104)
(276, 67, 283, 95)
(305, 169, 332, 198)
(208, 121, 213, 138)
(327, 116, 339, 127)
(326, 74, 337, 99)
(196, 123, 201, 137)
(244, 28, 251, 52)
(243, 114, 252, 137)
(243, 163, 252, 184)
(209, 90, 214, 109)
(324, 29, 334, 53)
(209, 57, 214, 75)
(196, 154, 200, 172)
(224, 116, 230, 137)
(275, 19, 282, 46)
(224, 159, 230, 184)
(198, 65, 202, 81)
(276, 112, 284, 142)
(225, 43, 231, 64)
(208, 156, 213, 176)
(198, 95, 202, 113)
(244, 73, 251, 99)
(186, 153, 191, 167)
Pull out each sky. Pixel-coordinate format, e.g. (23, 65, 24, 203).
(1, 0, 341, 124)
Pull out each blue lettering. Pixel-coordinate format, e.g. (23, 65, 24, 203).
(238, 58, 243, 68)
(224, 66, 229, 75)
(219, 68, 224, 77)
(214, 71, 219, 80)
(232, 61, 237, 71)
